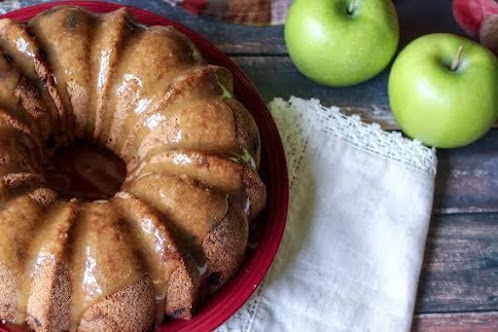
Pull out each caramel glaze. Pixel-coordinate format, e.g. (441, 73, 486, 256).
(0, 5, 266, 332)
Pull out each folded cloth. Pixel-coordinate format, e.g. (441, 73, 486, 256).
(218, 97, 437, 332)
(164, 0, 291, 25)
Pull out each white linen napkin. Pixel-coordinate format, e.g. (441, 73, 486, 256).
(218, 96, 437, 332)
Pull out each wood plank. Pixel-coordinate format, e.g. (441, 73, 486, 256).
(435, 132, 498, 214)
(107, 0, 464, 54)
(413, 312, 498, 331)
(233, 56, 498, 129)
(9, 0, 464, 55)
(233, 56, 395, 121)
(416, 214, 498, 314)
(112, 0, 464, 54)
(234, 55, 498, 130)
(396, 0, 465, 49)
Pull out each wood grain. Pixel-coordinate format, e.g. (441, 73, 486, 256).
(417, 214, 498, 314)
(233, 56, 392, 114)
(435, 131, 498, 214)
(128, 0, 463, 53)
(413, 312, 498, 331)
(233, 56, 498, 129)
(10, 0, 464, 55)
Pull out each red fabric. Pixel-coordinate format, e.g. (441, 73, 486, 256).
(167, 0, 290, 26)
(180, 0, 207, 15)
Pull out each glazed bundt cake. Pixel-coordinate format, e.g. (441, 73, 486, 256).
(0, 5, 266, 332)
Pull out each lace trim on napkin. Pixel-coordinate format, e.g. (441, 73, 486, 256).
(217, 96, 436, 332)
(270, 96, 437, 176)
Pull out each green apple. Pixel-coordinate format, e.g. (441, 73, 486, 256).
(388, 33, 498, 148)
(284, 0, 399, 87)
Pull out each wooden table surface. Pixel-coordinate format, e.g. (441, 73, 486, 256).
(2, 0, 497, 330)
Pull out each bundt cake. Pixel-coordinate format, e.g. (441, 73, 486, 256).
(0, 5, 266, 332)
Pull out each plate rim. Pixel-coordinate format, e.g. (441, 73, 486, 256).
(0, 2, 289, 331)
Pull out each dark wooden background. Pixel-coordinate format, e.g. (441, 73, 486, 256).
(1, 0, 497, 330)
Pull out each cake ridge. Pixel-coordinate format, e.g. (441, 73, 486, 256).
(112, 192, 199, 319)
(126, 149, 247, 192)
(26, 200, 77, 332)
(0, 18, 69, 143)
(29, 6, 97, 139)
(102, 25, 205, 154)
(69, 201, 147, 330)
(0, 110, 43, 166)
(0, 54, 49, 140)
(120, 65, 233, 163)
(0, 126, 42, 175)
(0, 189, 55, 324)
(130, 98, 240, 168)
(90, 8, 139, 143)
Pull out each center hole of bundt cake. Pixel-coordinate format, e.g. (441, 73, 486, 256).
(46, 140, 127, 201)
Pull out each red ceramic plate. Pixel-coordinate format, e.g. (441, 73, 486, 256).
(0, 1, 288, 332)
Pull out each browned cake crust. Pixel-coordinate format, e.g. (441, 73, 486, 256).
(0, 18, 67, 142)
(26, 202, 76, 332)
(203, 198, 249, 292)
(78, 275, 155, 332)
(27, 263, 72, 332)
(0, 5, 266, 332)
(166, 263, 199, 320)
(0, 263, 17, 322)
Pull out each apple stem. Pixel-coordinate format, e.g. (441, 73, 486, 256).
(450, 45, 465, 71)
(348, 0, 356, 15)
